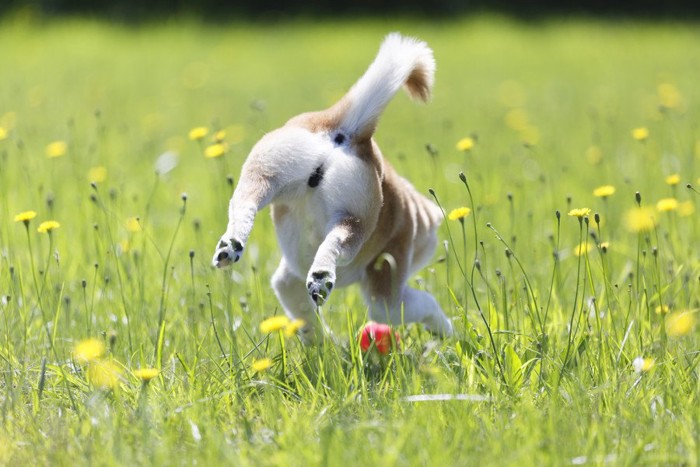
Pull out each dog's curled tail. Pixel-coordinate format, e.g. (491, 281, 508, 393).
(337, 33, 435, 140)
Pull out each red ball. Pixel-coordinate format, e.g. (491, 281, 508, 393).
(359, 322, 400, 354)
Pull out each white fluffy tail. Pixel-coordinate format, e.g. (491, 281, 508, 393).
(338, 33, 435, 140)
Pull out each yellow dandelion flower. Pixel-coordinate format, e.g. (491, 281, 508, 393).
(133, 368, 160, 382)
(504, 108, 529, 131)
(126, 217, 141, 233)
(520, 126, 540, 146)
(448, 207, 471, 221)
(1, 111, 16, 130)
(456, 137, 475, 152)
(87, 360, 123, 389)
(664, 174, 681, 186)
(658, 83, 681, 109)
(655, 304, 670, 315)
(259, 315, 291, 334)
(678, 200, 694, 217)
(666, 311, 695, 337)
(118, 239, 130, 253)
(204, 143, 226, 158)
(632, 356, 654, 373)
(14, 210, 37, 223)
(656, 198, 678, 212)
(87, 166, 107, 183)
(585, 145, 603, 165)
(624, 207, 657, 233)
(631, 127, 649, 141)
(188, 126, 208, 141)
(45, 140, 67, 158)
(37, 220, 60, 233)
(574, 242, 592, 257)
(568, 208, 591, 218)
(593, 185, 615, 198)
(284, 319, 306, 338)
(251, 358, 273, 373)
(213, 130, 226, 143)
(0, 126, 7, 140)
(73, 338, 106, 364)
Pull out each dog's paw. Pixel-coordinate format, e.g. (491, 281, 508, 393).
(306, 270, 335, 305)
(212, 237, 244, 268)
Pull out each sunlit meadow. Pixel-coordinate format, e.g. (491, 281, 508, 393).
(1, 14, 699, 465)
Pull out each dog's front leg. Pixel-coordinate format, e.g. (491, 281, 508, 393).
(306, 215, 364, 304)
(212, 172, 273, 268)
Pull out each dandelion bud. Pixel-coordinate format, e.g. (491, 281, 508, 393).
(104, 275, 110, 285)
(594, 213, 600, 225)
(459, 172, 467, 183)
(428, 188, 436, 197)
(635, 191, 642, 205)
(227, 175, 234, 187)
(108, 330, 117, 350)
(505, 248, 512, 259)
(189, 249, 195, 259)
(193, 218, 201, 231)
(46, 193, 54, 210)
(93, 223, 99, 230)
(90, 194, 97, 203)
(474, 258, 481, 271)
(90, 182, 97, 190)
(495, 269, 502, 278)
(81, 279, 87, 288)
(652, 247, 658, 257)
(584, 216, 589, 226)
(566, 195, 572, 205)
(181, 192, 188, 202)
(555, 210, 560, 220)
(507, 192, 513, 202)
(486, 222, 492, 228)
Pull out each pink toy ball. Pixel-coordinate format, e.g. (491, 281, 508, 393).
(359, 322, 400, 354)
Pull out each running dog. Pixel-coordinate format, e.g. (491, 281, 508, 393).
(212, 33, 453, 340)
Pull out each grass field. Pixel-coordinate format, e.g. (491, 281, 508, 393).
(1, 13, 699, 465)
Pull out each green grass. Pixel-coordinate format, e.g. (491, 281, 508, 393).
(1, 14, 699, 466)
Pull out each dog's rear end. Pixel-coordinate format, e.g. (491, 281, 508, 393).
(213, 33, 452, 339)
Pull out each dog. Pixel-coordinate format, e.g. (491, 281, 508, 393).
(212, 33, 453, 340)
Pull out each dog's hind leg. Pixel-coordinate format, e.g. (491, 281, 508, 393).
(271, 258, 329, 341)
(361, 250, 453, 337)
